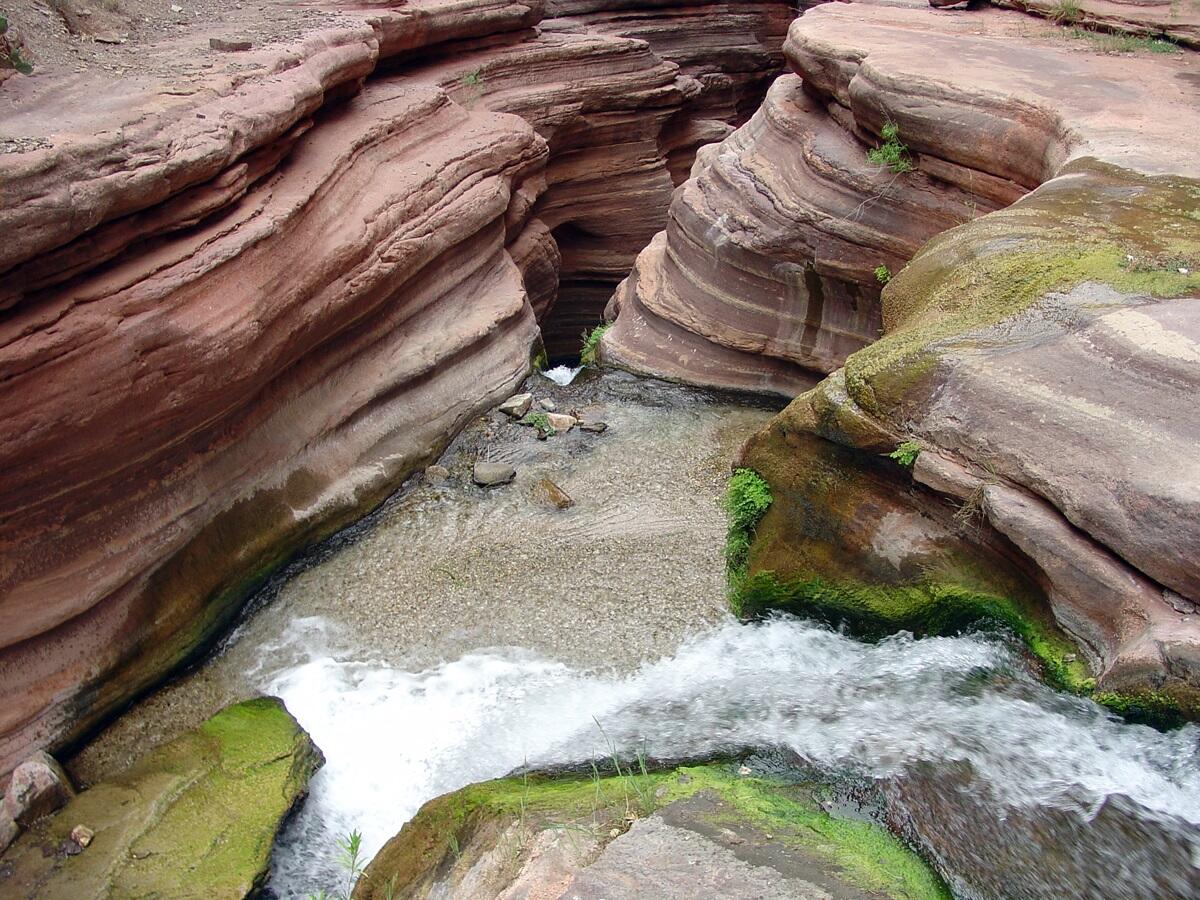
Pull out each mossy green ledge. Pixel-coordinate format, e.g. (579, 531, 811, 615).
(733, 161, 1200, 727)
(0, 697, 323, 899)
(355, 763, 948, 899)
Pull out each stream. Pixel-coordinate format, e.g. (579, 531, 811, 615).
(71, 372, 1200, 899)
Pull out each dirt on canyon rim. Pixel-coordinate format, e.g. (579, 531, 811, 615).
(67, 370, 778, 787)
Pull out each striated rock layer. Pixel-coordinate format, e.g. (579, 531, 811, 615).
(0, 0, 795, 778)
(609, 4, 1200, 713)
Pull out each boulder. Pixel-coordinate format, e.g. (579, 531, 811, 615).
(0, 697, 322, 898)
(498, 393, 534, 418)
(3, 751, 75, 827)
(473, 462, 517, 486)
(531, 477, 574, 510)
(355, 764, 944, 899)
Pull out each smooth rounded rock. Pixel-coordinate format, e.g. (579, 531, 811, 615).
(3, 751, 75, 827)
(473, 462, 517, 486)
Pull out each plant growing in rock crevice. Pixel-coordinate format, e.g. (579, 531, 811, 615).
(580, 324, 609, 366)
(725, 468, 773, 614)
(874, 265, 891, 285)
(888, 440, 920, 467)
(866, 122, 913, 175)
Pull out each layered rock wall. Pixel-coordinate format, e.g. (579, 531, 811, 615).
(0, 0, 793, 777)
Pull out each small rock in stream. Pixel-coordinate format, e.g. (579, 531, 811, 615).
(498, 393, 533, 418)
(537, 398, 556, 412)
(473, 462, 516, 486)
(531, 477, 574, 510)
(423, 464, 450, 485)
(545, 413, 576, 433)
(70, 824, 94, 848)
(579, 421, 608, 433)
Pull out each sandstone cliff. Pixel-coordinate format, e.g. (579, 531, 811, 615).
(607, 3, 1200, 716)
(0, 0, 792, 778)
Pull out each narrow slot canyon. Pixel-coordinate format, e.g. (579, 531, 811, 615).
(1, 1, 1199, 898)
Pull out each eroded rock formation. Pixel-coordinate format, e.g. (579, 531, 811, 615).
(607, 3, 1200, 713)
(0, 0, 793, 778)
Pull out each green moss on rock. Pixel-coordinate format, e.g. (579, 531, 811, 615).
(2, 698, 322, 899)
(358, 763, 948, 900)
(845, 162, 1200, 418)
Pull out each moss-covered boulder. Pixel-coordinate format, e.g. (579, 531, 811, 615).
(355, 763, 947, 899)
(736, 160, 1200, 725)
(0, 697, 322, 899)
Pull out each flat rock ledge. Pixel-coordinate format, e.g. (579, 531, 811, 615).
(0, 697, 322, 900)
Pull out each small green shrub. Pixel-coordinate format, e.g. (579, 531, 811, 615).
(0, 16, 34, 75)
(866, 122, 913, 175)
(888, 440, 921, 467)
(518, 411, 555, 438)
(580, 324, 609, 366)
(460, 67, 484, 87)
(874, 265, 891, 285)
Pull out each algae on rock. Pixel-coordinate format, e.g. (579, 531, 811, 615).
(0, 697, 322, 899)
(356, 762, 948, 899)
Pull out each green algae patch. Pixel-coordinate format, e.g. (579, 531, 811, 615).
(662, 766, 950, 900)
(724, 467, 773, 614)
(737, 570, 1092, 693)
(2, 698, 322, 900)
(359, 762, 947, 900)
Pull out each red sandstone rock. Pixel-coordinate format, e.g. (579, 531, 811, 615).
(666, 4, 1200, 705)
(0, 0, 798, 778)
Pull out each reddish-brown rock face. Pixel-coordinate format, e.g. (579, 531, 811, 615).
(609, 3, 1200, 711)
(0, 0, 795, 777)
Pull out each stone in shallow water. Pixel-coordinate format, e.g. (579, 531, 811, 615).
(498, 392, 533, 418)
(532, 477, 574, 509)
(0, 697, 322, 899)
(546, 412, 577, 433)
(473, 461, 516, 486)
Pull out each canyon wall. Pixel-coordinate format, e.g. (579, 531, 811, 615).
(0, 0, 793, 778)
(606, 3, 1200, 713)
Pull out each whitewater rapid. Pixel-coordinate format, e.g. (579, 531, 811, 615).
(262, 615, 1200, 896)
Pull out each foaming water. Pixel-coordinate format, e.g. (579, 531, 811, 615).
(263, 616, 1200, 897)
(540, 364, 582, 386)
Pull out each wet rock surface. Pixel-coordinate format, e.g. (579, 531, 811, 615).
(355, 763, 946, 900)
(0, 697, 321, 900)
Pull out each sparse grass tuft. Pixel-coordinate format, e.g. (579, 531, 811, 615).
(1051, 0, 1082, 24)
(866, 122, 913, 175)
(1063, 26, 1179, 53)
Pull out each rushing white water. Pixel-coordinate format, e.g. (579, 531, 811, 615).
(262, 615, 1200, 897)
(540, 364, 582, 386)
